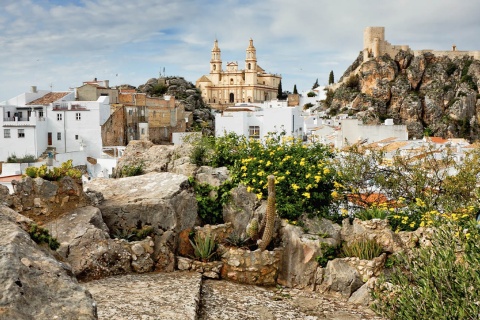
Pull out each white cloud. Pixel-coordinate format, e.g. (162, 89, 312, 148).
(0, 0, 479, 100)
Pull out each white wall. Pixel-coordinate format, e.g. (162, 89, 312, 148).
(340, 118, 408, 147)
(215, 105, 304, 139)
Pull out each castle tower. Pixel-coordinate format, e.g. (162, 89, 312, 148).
(245, 38, 257, 85)
(210, 39, 222, 83)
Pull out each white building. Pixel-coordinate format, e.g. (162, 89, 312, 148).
(339, 118, 408, 148)
(215, 100, 304, 139)
(0, 87, 110, 164)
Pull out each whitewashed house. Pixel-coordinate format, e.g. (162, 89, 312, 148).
(0, 86, 110, 166)
(215, 100, 304, 139)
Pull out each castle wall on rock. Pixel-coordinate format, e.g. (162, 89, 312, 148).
(363, 26, 480, 61)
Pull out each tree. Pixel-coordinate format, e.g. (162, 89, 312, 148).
(277, 81, 283, 100)
(293, 84, 298, 94)
(312, 78, 319, 89)
(328, 70, 334, 85)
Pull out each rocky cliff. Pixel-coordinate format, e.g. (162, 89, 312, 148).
(327, 52, 480, 140)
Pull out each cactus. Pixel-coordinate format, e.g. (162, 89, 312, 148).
(258, 175, 276, 251)
(246, 217, 259, 240)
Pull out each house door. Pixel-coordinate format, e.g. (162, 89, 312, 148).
(48, 132, 52, 145)
(229, 93, 234, 103)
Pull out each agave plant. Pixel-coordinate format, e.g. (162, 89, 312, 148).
(189, 232, 217, 262)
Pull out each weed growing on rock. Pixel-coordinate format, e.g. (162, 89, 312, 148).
(28, 223, 60, 250)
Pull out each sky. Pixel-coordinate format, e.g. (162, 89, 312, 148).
(1, 0, 479, 102)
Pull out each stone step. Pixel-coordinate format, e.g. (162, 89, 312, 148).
(84, 272, 202, 320)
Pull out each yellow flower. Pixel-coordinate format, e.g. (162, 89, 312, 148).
(285, 170, 290, 175)
(305, 173, 311, 179)
(466, 233, 471, 239)
(247, 186, 253, 193)
(420, 221, 425, 227)
(257, 171, 264, 176)
(305, 184, 312, 190)
(291, 183, 300, 191)
(266, 161, 272, 167)
(241, 165, 247, 171)
(314, 175, 321, 183)
(341, 208, 348, 216)
(323, 167, 330, 175)
(409, 222, 415, 228)
(331, 190, 339, 198)
(303, 192, 310, 199)
(256, 193, 263, 200)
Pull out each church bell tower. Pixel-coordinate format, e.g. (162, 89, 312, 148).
(245, 38, 257, 85)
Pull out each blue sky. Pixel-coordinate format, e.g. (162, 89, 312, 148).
(1, 0, 479, 101)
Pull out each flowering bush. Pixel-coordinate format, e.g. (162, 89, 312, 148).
(200, 132, 335, 220)
(230, 135, 335, 220)
(372, 219, 480, 319)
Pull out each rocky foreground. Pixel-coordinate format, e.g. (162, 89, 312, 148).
(85, 272, 383, 320)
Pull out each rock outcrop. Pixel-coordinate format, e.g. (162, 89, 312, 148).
(10, 176, 89, 223)
(85, 172, 198, 271)
(329, 53, 480, 140)
(44, 206, 154, 281)
(0, 206, 97, 319)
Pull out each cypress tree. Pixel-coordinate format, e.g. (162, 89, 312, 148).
(293, 84, 298, 94)
(277, 81, 283, 100)
(328, 71, 334, 85)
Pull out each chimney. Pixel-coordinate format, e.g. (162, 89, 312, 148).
(104, 80, 109, 88)
(31, 86, 37, 93)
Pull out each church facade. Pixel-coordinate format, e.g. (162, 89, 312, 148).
(196, 39, 281, 110)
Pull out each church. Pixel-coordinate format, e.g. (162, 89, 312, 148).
(196, 39, 281, 110)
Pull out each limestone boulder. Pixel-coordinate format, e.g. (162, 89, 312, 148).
(348, 277, 377, 306)
(85, 172, 198, 271)
(222, 185, 261, 236)
(11, 176, 88, 223)
(113, 140, 196, 178)
(44, 206, 150, 281)
(0, 207, 97, 319)
(277, 221, 340, 289)
(320, 258, 364, 298)
(0, 184, 13, 207)
(341, 218, 405, 253)
(195, 166, 230, 187)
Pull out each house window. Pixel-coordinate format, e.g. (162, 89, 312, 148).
(57, 113, 62, 121)
(18, 129, 25, 138)
(100, 93, 108, 96)
(57, 132, 61, 140)
(75, 135, 79, 140)
(76, 113, 81, 120)
(141, 128, 145, 135)
(17, 112, 22, 120)
(39, 111, 44, 118)
(249, 126, 260, 139)
(129, 110, 133, 115)
(4, 129, 10, 138)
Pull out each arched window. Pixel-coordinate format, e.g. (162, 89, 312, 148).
(230, 78, 234, 85)
(213, 64, 216, 70)
(229, 93, 234, 103)
(248, 63, 251, 70)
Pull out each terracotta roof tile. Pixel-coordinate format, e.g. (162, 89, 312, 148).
(27, 92, 70, 105)
(426, 137, 448, 144)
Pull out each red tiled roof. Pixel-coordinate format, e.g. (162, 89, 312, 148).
(426, 137, 448, 144)
(27, 92, 70, 105)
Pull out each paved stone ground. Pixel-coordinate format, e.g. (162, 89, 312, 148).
(84, 272, 385, 320)
(198, 280, 384, 320)
(84, 272, 202, 320)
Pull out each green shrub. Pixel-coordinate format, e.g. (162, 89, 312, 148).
(24, 160, 82, 181)
(345, 74, 360, 90)
(445, 62, 457, 76)
(28, 224, 60, 250)
(189, 178, 233, 225)
(340, 237, 383, 260)
(7, 154, 37, 163)
(372, 220, 480, 319)
(355, 206, 389, 221)
(189, 232, 217, 262)
(316, 242, 338, 267)
(307, 92, 317, 97)
(120, 161, 144, 177)
(112, 225, 154, 242)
